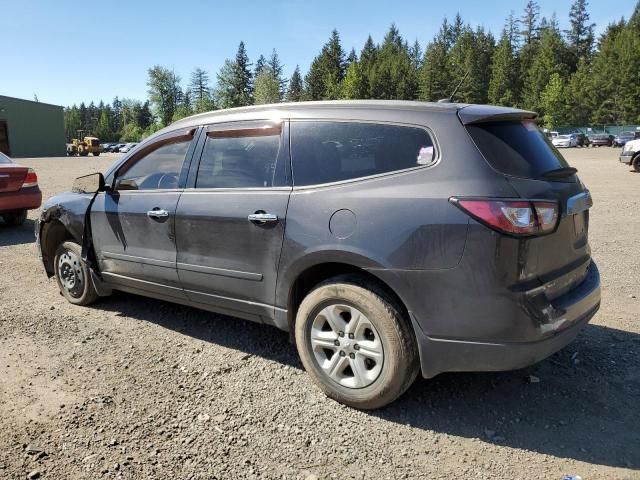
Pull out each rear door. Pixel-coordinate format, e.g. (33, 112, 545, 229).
(175, 120, 291, 322)
(464, 118, 592, 291)
(91, 128, 198, 299)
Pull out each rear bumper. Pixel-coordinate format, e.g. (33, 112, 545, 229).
(0, 187, 42, 213)
(619, 152, 634, 165)
(412, 262, 600, 378)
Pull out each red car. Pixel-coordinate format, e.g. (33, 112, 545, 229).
(0, 152, 41, 226)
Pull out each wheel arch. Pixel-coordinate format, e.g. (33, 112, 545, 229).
(284, 260, 411, 341)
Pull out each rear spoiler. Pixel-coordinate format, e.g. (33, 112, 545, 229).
(457, 105, 537, 125)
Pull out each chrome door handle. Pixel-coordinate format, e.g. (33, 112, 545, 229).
(147, 209, 169, 218)
(248, 213, 278, 223)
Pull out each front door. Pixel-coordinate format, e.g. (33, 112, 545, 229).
(91, 131, 197, 299)
(175, 120, 291, 322)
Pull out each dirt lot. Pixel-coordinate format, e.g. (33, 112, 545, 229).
(0, 148, 638, 479)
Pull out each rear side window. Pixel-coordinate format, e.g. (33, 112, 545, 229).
(196, 126, 282, 188)
(291, 121, 435, 186)
(0, 152, 11, 164)
(466, 121, 570, 179)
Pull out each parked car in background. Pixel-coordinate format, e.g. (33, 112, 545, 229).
(574, 132, 589, 147)
(552, 134, 577, 148)
(0, 152, 41, 226)
(111, 143, 126, 153)
(119, 142, 139, 153)
(588, 133, 614, 147)
(613, 131, 636, 147)
(36, 101, 600, 409)
(103, 143, 117, 152)
(619, 138, 640, 172)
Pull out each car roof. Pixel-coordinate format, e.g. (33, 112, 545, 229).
(166, 100, 535, 132)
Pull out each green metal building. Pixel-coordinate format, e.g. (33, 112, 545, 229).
(0, 95, 65, 157)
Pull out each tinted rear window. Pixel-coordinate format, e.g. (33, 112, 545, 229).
(466, 121, 569, 179)
(291, 122, 435, 186)
(0, 152, 11, 164)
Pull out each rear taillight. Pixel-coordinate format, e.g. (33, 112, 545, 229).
(451, 198, 559, 236)
(22, 168, 38, 188)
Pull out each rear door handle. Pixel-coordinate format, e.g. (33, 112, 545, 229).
(147, 208, 169, 219)
(248, 212, 278, 223)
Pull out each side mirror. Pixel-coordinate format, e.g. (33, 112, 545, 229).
(72, 172, 105, 194)
(114, 178, 139, 191)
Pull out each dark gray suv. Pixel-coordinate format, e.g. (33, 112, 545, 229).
(36, 101, 600, 409)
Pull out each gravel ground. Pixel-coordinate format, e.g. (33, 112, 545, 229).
(0, 149, 638, 480)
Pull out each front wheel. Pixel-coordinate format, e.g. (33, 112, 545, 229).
(632, 155, 640, 173)
(295, 276, 419, 409)
(93, 152, 100, 156)
(54, 241, 99, 305)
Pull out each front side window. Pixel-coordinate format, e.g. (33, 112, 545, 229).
(290, 121, 435, 186)
(116, 140, 191, 190)
(196, 125, 282, 189)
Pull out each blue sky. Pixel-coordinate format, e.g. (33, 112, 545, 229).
(1, 0, 634, 107)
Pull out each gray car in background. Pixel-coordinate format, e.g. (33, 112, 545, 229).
(36, 100, 600, 409)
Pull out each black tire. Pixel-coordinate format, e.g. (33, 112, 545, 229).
(53, 241, 99, 306)
(93, 152, 100, 156)
(2, 209, 27, 226)
(295, 275, 419, 409)
(632, 155, 640, 173)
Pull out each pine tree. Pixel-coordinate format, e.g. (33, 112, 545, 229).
(268, 49, 287, 100)
(304, 29, 345, 100)
(489, 28, 520, 106)
(286, 65, 304, 102)
(95, 109, 113, 141)
(189, 68, 211, 103)
(370, 24, 418, 99)
(254, 70, 281, 104)
(419, 18, 454, 101)
(519, 0, 540, 46)
(566, 0, 595, 67)
(540, 72, 568, 128)
(448, 26, 495, 104)
(342, 61, 367, 99)
(254, 54, 267, 77)
(521, 24, 570, 113)
(64, 105, 81, 142)
(215, 42, 253, 108)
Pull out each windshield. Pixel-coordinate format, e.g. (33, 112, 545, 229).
(466, 120, 570, 179)
(557, 135, 570, 139)
(0, 152, 12, 164)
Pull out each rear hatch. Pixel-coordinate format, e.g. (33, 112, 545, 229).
(0, 165, 28, 193)
(460, 108, 592, 295)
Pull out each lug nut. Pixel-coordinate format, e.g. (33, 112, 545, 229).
(339, 351, 346, 357)
(353, 344, 360, 350)
(334, 340, 340, 346)
(349, 353, 355, 359)
(338, 331, 345, 337)
(348, 333, 354, 339)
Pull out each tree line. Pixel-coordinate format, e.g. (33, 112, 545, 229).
(64, 0, 640, 142)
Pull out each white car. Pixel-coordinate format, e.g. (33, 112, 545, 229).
(119, 143, 139, 153)
(552, 134, 576, 148)
(619, 138, 640, 172)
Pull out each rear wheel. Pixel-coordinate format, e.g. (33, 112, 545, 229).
(2, 209, 27, 226)
(632, 155, 640, 173)
(93, 152, 100, 156)
(54, 241, 99, 305)
(295, 276, 419, 409)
